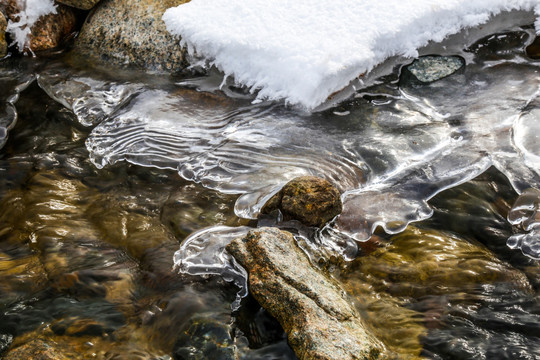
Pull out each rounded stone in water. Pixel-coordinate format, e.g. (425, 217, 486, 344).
(406, 55, 464, 83)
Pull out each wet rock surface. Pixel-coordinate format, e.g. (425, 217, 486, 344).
(27, 4, 77, 52)
(0, 12, 6, 57)
(2, 1, 77, 53)
(340, 224, 539, 359)
(227, 227, 385, 360)
(74, 0, 189, 71)
(405, 55, 464, 83)
(57, 0, 102, 10)
(261, 176, 342, 227)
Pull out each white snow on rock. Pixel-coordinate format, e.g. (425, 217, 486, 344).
(6, 0, 57, 52)
(163, 0, 540, 109)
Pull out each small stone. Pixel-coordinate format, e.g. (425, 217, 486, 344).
(526, 36, 540, 60)
(261, 176, 342, 227)
(56, 0, 101, 10)
(0, 12, 6, 57)
(406, 55, 464, 83)
(2, 1, 77, 53)
(74, 0, 189, 72)
(28, 4, 77, 52)
(227, 228, 385, 360)
(173, 316, 237, 360)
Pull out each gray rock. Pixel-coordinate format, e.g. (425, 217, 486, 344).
(407, 55, 464, 83)
(74, 0, 189, 72)
(227, 227, 385, 360)
(56, 0, 101, 10)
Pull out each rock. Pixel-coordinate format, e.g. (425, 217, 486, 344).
(27, 4, 77, 52)
(173, 316, 238, 360)
(56, 0, 101, 10)
(261, 176, 342, 227)
(3, 339, 72, 360)
(345, 226, 533, 300)
(2, 1, 76, 53)
(526, 36, 540, 60)
(0, 12, 6, 57)
(227, 227, 385, 360)
(74, 0, 189, 72)
(405, 55, 464, 83)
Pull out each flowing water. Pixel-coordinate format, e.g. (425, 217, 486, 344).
(0, 14, 540, 359)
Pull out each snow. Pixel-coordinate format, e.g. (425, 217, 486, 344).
(6, 0, 57, 52)
(163, 0, 540, 109)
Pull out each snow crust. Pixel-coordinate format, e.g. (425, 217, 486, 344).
(163, 0, 540, 109)
(6, 0, 57, 52)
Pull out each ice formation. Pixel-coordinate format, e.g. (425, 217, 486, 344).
(163, 0, 540, 109)
(6, 0, 57, 52)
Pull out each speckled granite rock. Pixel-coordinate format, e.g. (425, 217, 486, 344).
(227, 227, 385, 360)
(406, 55, 464, 83)
(261, 176, 342, 227)
(56, 0, 101, 10)
(74, 0, 189, 72)
(0, 12, 6, 57)
(28, 4, 77, 52)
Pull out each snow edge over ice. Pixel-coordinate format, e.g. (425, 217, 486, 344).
(163, 0, 540, 110)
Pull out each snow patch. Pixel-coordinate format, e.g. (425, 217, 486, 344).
(163, 0, 540, 109)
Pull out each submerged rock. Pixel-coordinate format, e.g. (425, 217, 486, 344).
(0, 12, 6, 57)
(56, 0, 101, 10)
(74, 0, 189, 71)
(405, 55, 464, 83)
(173, 316, 238, 360)
(227, 227, 385, 360)
(526, 36, 540, 59)
(3, 339, 72, 360)
(261, 176, 342, 227)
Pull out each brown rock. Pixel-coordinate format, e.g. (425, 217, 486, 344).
(227, 227, 385, 360)
(74, 0, 189, 72)
(0, 12, 6, 57)
(3, 339, 72, 360)
(56, 0, 101, 10)
(261, 176, 342, 227)
(28, 4, 77, 52)
(1, 1, 76, 53)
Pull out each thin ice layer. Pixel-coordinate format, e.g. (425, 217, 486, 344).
(163, 0, 540, 109)
(85, 58, 540, 243)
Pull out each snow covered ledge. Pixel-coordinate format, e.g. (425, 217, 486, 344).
(163, 0, 540, 110)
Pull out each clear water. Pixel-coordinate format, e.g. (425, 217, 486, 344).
(0, 15, 539, 360)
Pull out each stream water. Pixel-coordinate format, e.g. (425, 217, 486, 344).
(0, 14, 540, 360)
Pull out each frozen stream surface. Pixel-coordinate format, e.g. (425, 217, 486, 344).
(1, 10, 540, 360)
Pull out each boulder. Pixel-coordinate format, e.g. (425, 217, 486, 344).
(56, 0, 101, 10)
(0, 12, 6, 57)
(261, 176, 342, 227)
(227, 227, 385, 360)
(74, 0, 189, 71)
